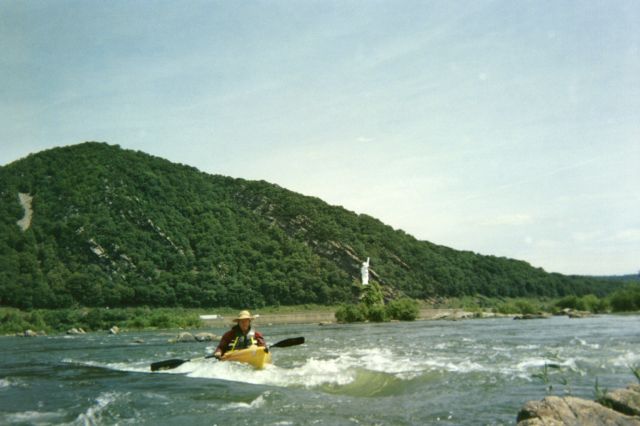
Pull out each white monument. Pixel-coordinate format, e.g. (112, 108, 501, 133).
(361, 257, 370, 285)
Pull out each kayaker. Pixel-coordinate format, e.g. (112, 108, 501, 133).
(213, 310, 267, 359)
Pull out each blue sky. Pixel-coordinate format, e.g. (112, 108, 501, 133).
(1, 1, 639, 275)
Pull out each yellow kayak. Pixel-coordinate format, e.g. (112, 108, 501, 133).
(221, 345, 272, 369)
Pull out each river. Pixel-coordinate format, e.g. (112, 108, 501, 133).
(1, 315, 638, 425)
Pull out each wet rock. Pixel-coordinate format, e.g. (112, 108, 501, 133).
(514, 313, 550, 320)
(194, 332, 217, 342)
(565, 309, 592, 319)
(169, 332, 196, 343)
(517, 395, 640, 425)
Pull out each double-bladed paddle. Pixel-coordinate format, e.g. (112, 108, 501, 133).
(150, 336, 305, 372)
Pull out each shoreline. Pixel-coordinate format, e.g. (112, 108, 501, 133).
(203, 308, 505, 327)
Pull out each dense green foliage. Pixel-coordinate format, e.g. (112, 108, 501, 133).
(0, 307, 202, 334)
(553, 286, 640, 313)
(0, 142, 626, 310)
(335, 283, 419, 323)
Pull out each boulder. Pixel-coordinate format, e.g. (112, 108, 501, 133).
(514, 313, 551, 320)
(22, 329, 38, 337)
(517, 395, 640, 425)
(568, 310, 592, 319)
(600, 384, 640, 417)
(194, 332, 217, 342)
(169, 332, 196, 343)
(66, 328, 86, 335)
(109, 326, 120, 335)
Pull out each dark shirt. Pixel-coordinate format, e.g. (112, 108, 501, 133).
(215, 325, 266, 356)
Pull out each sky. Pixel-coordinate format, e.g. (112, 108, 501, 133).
(1, 1, 639, 276)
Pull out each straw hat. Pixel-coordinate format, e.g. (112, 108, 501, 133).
(233, 310, 255, 322)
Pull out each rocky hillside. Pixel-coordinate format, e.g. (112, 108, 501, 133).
(0, 142, 617, 309)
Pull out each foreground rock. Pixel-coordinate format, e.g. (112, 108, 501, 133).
(517, 385, 640, 425)
(601, 384, 640, 417)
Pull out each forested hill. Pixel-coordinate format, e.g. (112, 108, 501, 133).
(0, 142, 617, 309)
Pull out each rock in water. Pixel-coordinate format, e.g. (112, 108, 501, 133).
(600, 384, 640, 417)
(194, 332, 217, 342)
(517, 395, 640, 425)
(169, 332, 196, 343)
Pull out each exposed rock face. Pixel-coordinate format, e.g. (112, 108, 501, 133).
(16, 192, 33, 231)
(517, 390, 640, 425)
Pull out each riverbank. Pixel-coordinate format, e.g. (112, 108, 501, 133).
(2, 305, 499, 335)
(3, 298, 638, 336)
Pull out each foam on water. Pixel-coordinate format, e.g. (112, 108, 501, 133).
(69, 391, 127, 426)
(63, 358, 155, 373)
(611, 350, 640, 368)
(219, 391, 270, 411)
(1, 410, 66, 425)
(64, 324, 636, 399)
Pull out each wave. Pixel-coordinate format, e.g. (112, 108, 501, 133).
(219, 391, 270, 411)
(67, 391, 129, 426)
(1, 410, 67, 425)
(64, 337, 630, 398)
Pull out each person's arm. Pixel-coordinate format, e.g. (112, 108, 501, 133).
(214, 330, 233, 358)
(254, 331, 266, 347)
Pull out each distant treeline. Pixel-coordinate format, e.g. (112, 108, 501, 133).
(0, 142, 627, 310)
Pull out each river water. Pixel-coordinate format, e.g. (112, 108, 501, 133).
(1, 315, 638, 425)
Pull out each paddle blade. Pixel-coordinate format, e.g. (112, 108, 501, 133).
(150, 358, 187, 372)
(271, 336, 305, 348)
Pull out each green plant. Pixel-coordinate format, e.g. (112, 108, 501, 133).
(532, 363, 567, 395)
(385, 298, 419, 321)
(335, 304, 368, 323)
(594, 377, 609, 404)
(367, 304, 387, 322)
